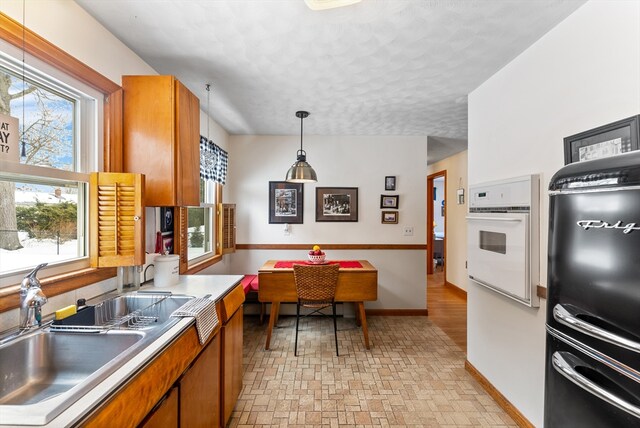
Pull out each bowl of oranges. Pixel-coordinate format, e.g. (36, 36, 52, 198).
(308, 245, 326, 264)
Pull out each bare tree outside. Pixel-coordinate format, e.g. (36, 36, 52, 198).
(0, 69, 73, 251)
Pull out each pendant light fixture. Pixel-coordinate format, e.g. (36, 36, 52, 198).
(285, 111, 317, 183)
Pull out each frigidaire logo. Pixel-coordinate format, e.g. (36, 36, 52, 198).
(577, 220, 640, 234)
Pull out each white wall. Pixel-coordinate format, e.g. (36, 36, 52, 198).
(467, 1, 640, 426)
(427, 150, 468, 290)
(208, 135, 428, 310)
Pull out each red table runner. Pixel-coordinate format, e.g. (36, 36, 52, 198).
(274, 260, 363, 269)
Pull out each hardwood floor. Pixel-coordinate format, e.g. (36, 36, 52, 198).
(427, 269, 467, 352)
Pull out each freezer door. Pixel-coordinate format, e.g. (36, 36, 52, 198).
(547, 189, 640, 367)
(545, 333, 640, 427)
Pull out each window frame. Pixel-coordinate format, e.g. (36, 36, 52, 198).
(178, 182, 223, 275)
(0, 12, 121, 309)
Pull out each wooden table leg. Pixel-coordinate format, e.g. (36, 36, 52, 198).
(356, 302, 370, 349)
(265, 301, 280, 350)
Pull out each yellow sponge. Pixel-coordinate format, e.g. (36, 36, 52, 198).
(55, 305, 77, 320)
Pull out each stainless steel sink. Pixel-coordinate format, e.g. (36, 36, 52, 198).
(0, 330, 143, 406)
(0, 291, 194, 425)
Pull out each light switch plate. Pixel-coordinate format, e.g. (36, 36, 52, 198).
(403, 226, 414, 236)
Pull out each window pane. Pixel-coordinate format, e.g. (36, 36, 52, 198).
(2, 67, 76, 171)
(187, 207, 212, 261)
(0, 180, 84, 275)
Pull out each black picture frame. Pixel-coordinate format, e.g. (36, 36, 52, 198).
(381, 211, 398, 224)
(160, 207, 174, 233)
(564, 115, 640, 164)
(316, 187, 358, 222)
(385, 176, 396, 191)
(269, 181, 303, 224)
(380, 194, 399, 209)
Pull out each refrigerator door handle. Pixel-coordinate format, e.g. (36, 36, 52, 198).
(553, 304, 640, 353)
(552, 352, 640, 419)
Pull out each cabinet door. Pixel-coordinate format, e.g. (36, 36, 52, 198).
(175, 81, 200, 207)
(89, 172, 145, 267)
(138, 386, 178, 428)
(180, 332, 221, 427)
(222, 306, 244, 425)
(123, 75, 176, 207)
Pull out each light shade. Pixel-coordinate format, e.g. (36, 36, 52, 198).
(286, 157, 318, 183)
(285, 111, 317, 183)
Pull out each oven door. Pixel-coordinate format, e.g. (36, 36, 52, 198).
(466, 212, 530, 302)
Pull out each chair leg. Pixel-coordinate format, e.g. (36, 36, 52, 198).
(332, 302, 339, 356)
(295, 302, 300, 357)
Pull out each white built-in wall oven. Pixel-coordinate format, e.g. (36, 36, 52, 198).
(466, 175, 540, 307)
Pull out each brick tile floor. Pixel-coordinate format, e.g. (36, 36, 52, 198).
(230, 315, 516, 427)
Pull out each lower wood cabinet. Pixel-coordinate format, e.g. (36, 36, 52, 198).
(139, 386, 178, 428)
(180, 332, 221, 427)
(219, 284, 245, 426)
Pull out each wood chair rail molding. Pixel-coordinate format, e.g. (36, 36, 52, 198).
(237, 243, 427, 250)
(0, 13, 123, 308)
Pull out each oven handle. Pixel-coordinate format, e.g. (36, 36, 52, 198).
(553, 304, 640, 353)
(552, 351, 640, 419)
(465, 216, 523, 222)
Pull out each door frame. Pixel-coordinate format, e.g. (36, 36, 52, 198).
(427, 170, 447, 276)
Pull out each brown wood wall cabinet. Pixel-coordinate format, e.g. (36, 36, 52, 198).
(122, 75, 200, 207)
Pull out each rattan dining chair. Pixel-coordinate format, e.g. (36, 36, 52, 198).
(293, 263, 340, 356)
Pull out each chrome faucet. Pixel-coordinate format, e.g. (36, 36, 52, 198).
(19, 263, 48, 330)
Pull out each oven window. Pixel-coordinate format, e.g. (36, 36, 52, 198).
(479, 231, 506, 254)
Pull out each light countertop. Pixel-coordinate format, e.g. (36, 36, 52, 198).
(3, 274, 242, 428)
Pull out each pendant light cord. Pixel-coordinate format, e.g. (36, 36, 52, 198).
(206, 84, 211, 140)
(300, 113, 304, 152)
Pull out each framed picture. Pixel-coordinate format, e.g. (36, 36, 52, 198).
(316, 187, 358, 222)
(380, 194, 399, 209)
(564, 115, 640, 164)
(381, 211, 398, 224)
(160, 207, 174, 233)
(269, 181, 303, 224)
(162, 235, 174, 254)
(385, 176, 396, 191)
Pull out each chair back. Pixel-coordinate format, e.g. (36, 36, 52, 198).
(293, 264, 340, 304)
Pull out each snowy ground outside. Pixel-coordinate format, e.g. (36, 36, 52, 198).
(0, 233, 80, 274)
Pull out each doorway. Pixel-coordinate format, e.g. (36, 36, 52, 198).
(427, 171, 446, 277)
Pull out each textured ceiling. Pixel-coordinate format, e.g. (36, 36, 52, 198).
(77, 0, 585, 140)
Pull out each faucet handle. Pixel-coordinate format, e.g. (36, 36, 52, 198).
(21, 263, 48, 289)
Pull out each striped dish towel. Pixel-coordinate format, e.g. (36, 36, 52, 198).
(171, 298, 219, 345)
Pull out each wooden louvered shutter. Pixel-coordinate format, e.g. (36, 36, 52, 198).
(176, 207, 189, 273)
(219, 203, 236, 255)
(90, 172, 145, 267)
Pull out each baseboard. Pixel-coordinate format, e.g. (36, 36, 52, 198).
(444, 281, 467, 301)
(464, 360, 534, 428)
(365, 309, 428, 316)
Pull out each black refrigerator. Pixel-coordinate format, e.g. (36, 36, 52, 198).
(544, 151, 640, 427)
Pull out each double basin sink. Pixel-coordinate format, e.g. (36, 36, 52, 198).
(0, 292, 194, 426)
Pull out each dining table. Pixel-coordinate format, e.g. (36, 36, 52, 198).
(258, 259, 378, 350)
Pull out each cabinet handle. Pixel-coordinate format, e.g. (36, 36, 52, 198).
(465, 216, 522, 222)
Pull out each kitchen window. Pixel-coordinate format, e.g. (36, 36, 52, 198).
(180, 179, 222, 273)
(0, 43, 101, 287)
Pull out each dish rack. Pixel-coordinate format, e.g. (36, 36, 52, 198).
(50, 293, 170, 332)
